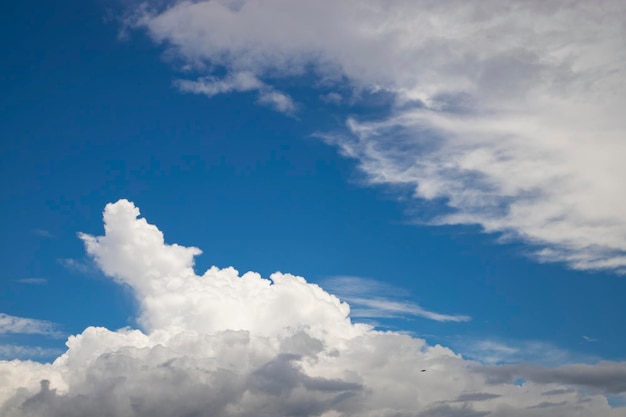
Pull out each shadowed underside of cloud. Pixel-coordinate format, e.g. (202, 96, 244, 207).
(129, 0, 626, 273)
(1, 200, 626, 417)
(479, 362, 626, 394)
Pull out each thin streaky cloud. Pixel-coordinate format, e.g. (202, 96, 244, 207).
(16, 278, 48, 285)
(321, 276, 409, 298)
(0, 345, 64, 360)
(57, 258, 93, 274)
(455, 339, 596, 366)
(174, 71, 297, 114)
(0, 313, 63, 338)
(31, 229, 54, 238)
(323, 276, 469, 322)
(347, 297, 470, 323)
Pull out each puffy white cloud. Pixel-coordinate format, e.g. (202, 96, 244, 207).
(78, 200, 360, 340)
(129, 0, 626, 273)
(2, 200, 626, 416)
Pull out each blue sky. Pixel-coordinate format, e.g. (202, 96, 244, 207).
(2, 1, 626, 415)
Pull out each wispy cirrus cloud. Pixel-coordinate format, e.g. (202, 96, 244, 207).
(0, 344, 64, 360)
(0, 313, 62, 338)
(57, 258, 94, 275)
(174, 71, 297, 114)
(129, 0, 626, 273)
(453, 339, 591, 366)
(322, 276, 470, 323)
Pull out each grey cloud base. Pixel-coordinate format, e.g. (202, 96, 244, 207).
(1, 200, 626, 417)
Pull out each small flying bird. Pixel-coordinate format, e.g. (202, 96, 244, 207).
(420, 369, 427, 372)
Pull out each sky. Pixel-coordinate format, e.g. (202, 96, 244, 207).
(1, 0, 626, 416)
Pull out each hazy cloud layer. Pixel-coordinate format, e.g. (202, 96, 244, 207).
(479, 362, 626, 394)
(1, 200, 626, 416)
(130, 0, 626, 273)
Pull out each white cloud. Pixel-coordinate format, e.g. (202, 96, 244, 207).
(175, 71, 296, 114)
(57, 258, 93, 274)
(257, 89, 297, 114)
(77, 200, 357, 339)
(0, 313, 62, 338)
(350, 297, 470, 322)
(323, 276, 470, 322)
(455, 340, 588, 366)
(129, 0, 626, 273)
(174, 71, 263, 97)
(0, 345, 63, 360)
(2, 200, 626, 416)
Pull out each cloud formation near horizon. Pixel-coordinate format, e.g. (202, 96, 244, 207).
(129, 0, 626, 273)
(1, 200, 626, 416)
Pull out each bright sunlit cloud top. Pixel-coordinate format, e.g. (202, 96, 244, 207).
(2, 200, 626, 416)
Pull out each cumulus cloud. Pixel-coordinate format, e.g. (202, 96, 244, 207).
(2, 200, 626, 416)
(129, 0, 626, 273)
